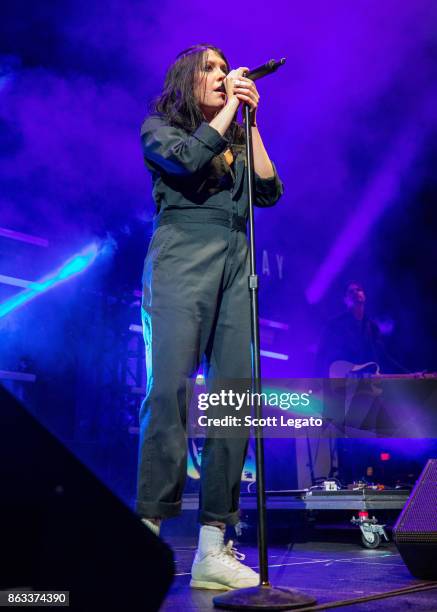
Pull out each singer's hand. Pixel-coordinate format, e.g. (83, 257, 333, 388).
(234, 75, 260, 111)
(224, 68, 260, 111)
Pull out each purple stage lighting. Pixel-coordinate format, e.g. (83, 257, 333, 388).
(306, 122, 427, 304)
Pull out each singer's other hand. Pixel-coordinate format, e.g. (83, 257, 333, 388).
(224, 68, 260, 111)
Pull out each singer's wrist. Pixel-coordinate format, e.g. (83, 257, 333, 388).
(225, 97, 240, 111)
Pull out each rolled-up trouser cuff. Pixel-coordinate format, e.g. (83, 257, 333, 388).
(198, 507, 241, 527)
(136, 499, 182, 520)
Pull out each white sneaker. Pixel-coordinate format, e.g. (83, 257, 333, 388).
(190, 540, 259, 590)
(141, 518, 160, 537)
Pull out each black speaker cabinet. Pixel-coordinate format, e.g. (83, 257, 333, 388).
(393, 458, 437, 580)
(0, 386, 174, 610)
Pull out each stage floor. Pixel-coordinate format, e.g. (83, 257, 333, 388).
(159, 539, 437, 611)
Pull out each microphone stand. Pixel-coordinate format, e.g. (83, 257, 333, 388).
(213, 73, 316, 610)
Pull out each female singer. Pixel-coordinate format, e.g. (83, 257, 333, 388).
(136, 44, 283, 590)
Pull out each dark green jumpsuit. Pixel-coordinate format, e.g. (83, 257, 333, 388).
(136, 115, 283, 524)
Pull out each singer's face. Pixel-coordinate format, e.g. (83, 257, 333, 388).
(194, 50, 228, 118)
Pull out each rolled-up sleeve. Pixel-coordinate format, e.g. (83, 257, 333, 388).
(254, 162, 284, 207)
(141, 116, 228, 176)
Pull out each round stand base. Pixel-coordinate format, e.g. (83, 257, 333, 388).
(213, 584, 317, 610)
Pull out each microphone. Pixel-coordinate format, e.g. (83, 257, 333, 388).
(245, 58, 286, 81)
(217, 58, 286, 93)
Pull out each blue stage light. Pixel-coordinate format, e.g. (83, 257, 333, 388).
(0, 242, 99, 319)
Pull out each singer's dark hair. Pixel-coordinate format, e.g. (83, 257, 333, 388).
(150, 44, 244, 144)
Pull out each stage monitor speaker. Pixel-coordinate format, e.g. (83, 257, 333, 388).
(0, 386, 174, 611)
(393, 458, 437, 580)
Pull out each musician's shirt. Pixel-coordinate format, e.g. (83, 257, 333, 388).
(140, 115, 284, 218)
(315, 311, 385, 377)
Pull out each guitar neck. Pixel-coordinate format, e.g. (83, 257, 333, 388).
(372, 373, 437, 380)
